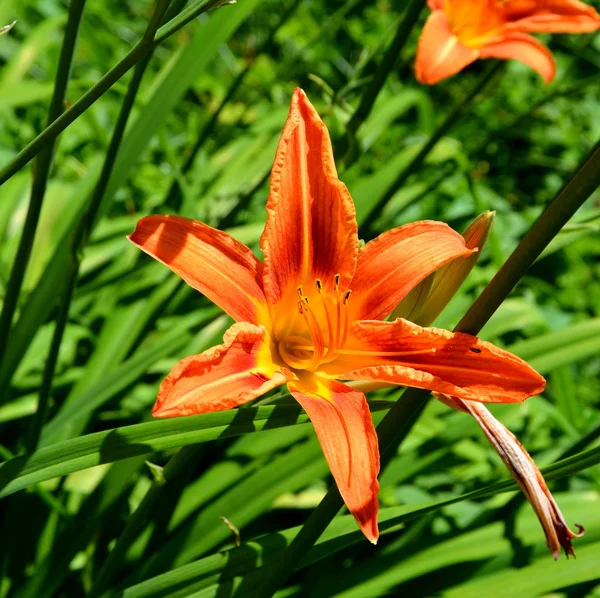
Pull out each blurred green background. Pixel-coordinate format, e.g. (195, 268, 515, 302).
(1, 0, 600, 596)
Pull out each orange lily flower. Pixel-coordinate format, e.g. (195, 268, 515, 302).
(416, 0, 600, 84)
(129, 88, 545, 543)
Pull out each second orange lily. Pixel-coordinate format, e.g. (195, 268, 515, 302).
(129, 88, 545, 544)
(416, 0, 600, 85)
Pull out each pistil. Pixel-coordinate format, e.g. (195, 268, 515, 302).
(316, 279, 335, 359)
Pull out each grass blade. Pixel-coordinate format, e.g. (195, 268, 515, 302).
(0, 404, 309, 498)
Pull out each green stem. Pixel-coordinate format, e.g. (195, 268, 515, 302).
(0, 40, 140, 187)
(163, 0, 188, 23)
(345, 0, 426, 137)
(24, 0, 171, 453)
(0, 0, 228, 188)
(25, 260, 77, 454)
(154, 0, 232, 43)
(88, 445, 203, 598)
(476, 62, 600, 155)
(0, 0, 86, 371)
(360, 62, 504, 230)
(254, 122, 600, 598)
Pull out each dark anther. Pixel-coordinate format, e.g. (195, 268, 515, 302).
(470, 347, 482, 354)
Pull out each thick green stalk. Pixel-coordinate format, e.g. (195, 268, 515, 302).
(25, 0, 171, 452)
(360, 62, 503, 230)
(0, 0, 230, 187)
(88, 445, 203, 598)
(0, 0, 86, 370)
(254, 130, 600, 598)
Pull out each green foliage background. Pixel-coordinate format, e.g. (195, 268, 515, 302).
(1, 0, 600, 596)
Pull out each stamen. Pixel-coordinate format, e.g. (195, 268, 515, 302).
(333, 285, 342, 356)
(316, 279, 323, 292)
(297, 286, 304, 298)
(339, 292, 350, 351)
(301, 298, 325, 370)
(320, 278, 351, 364)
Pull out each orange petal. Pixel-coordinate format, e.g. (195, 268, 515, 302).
(503, 0, 600, 33)
(415, 10, 479, 85)
(153, 323, 285, 417)
(350, 221, 474, 321)
(129, 215, 268, 325)
(289, 375, 380, 543)
(322, 319, 546, 404)
(260, 89, 358, 320)
(480, 33, 556, 83)
(392, 211, 495, 326)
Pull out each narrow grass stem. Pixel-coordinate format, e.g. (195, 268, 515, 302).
(254, 123, 600, 598)
(474, 71, 600, 157)
(24, 0, 171, 452)
(345, 0, 426, 137)
(163, 0, 188, 23)
(0, 38, 141, 186)
(0, 0, 86, 372)
(25, 261, 77, 454)
(361, 62, 504, 230)
(0, 0, 228, 187)
(154, 0, 234, 43)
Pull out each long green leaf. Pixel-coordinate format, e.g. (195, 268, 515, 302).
(0, 405, 309, 498)
(443, 540, 600, 598)
(117, 490, 600, 598)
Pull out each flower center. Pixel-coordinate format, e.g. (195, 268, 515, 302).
(277, 274, 351, 371)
